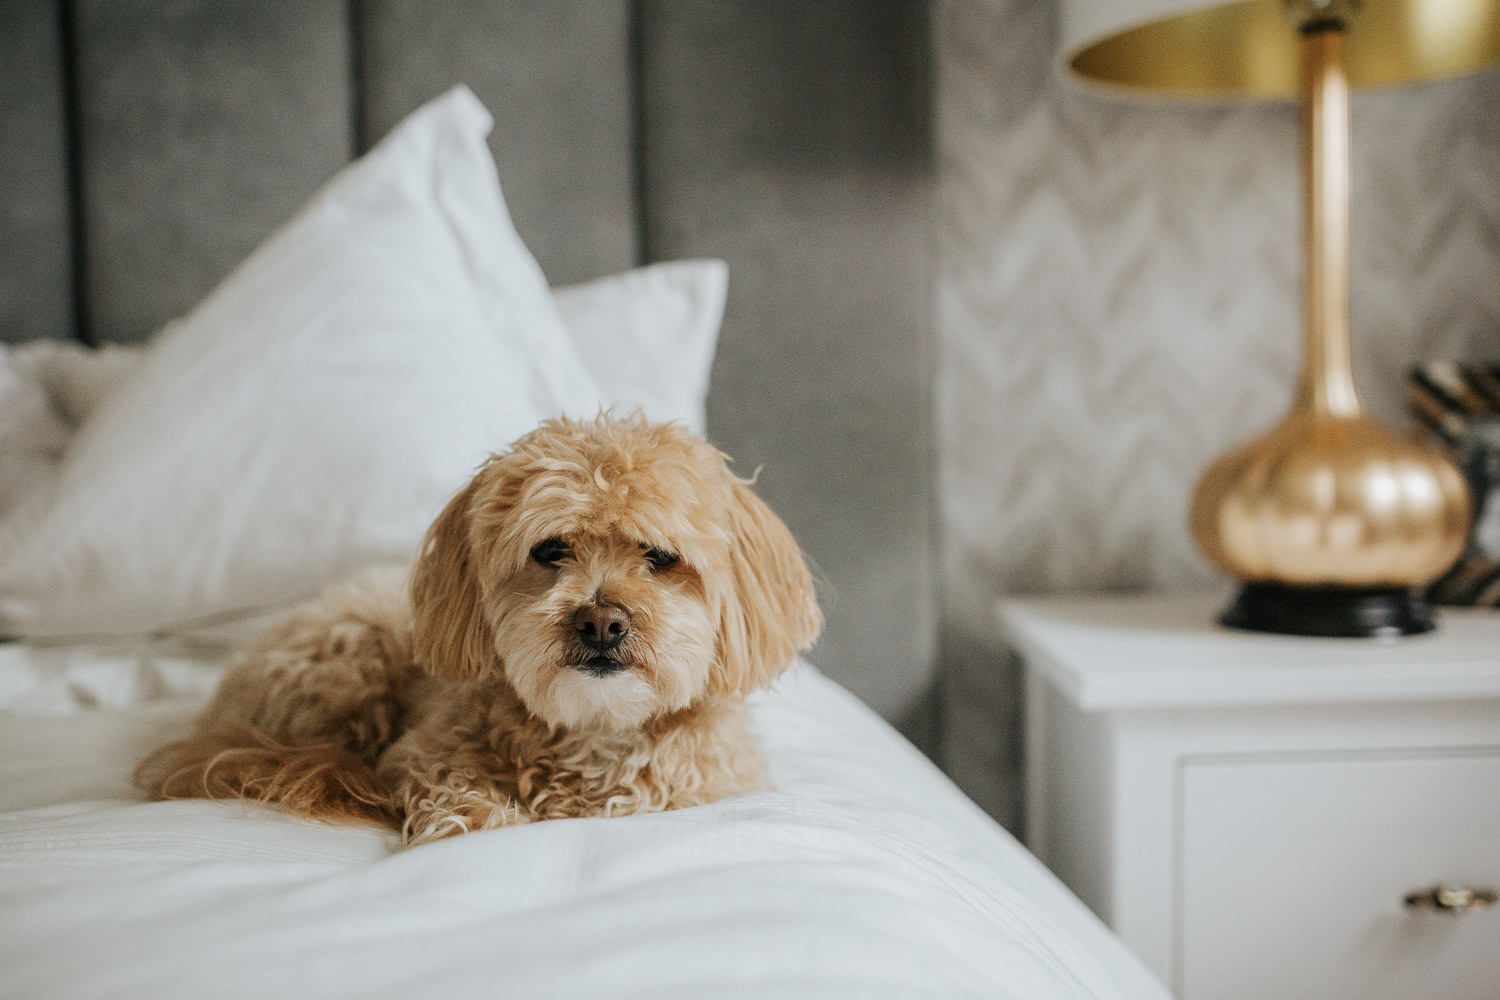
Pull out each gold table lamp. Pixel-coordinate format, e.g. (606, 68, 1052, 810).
(1061, 0, 1500, 636)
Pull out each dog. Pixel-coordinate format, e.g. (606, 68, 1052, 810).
(136, 415, 821, 846)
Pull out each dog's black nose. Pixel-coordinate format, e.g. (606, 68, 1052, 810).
(574, 604, 631, 648)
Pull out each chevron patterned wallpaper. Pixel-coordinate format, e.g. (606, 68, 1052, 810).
(933, 0, 1500, 829)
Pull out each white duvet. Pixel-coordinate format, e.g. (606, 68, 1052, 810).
(0, 641, 1169, 1000)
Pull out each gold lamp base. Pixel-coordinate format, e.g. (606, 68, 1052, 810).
(1192, 410, 1469, 637)
(1189, 20, 1470, 637)
(1191, 410, 1470, 591)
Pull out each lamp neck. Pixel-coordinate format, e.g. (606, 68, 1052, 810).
(1296, 23, 1361, 418)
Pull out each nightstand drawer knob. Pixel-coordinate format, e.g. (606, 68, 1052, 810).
(1403, 884, 1497, 913)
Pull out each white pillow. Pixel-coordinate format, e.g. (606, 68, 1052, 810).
(4, 340, 145, 429)
(0, 86, 601, 639)
(554, 259, 726, 434)
(0, 346, 70, 550)
(0, 259, 729, 636)
(0, 342, 144, 569)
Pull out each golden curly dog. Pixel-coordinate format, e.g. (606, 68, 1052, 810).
(137, 415, 821, 846)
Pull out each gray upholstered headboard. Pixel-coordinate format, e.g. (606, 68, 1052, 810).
(0, 1, 936, 730)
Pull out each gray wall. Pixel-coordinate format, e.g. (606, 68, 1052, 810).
(933, 0, 1500, 830)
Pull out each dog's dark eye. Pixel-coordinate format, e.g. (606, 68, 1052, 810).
(644, 548, 680, 571)
(530, 538, 570, 566)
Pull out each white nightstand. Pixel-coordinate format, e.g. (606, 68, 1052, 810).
(1002, 593, 1500, 1000)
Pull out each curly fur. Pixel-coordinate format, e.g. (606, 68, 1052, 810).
(137, 415, 821, 846)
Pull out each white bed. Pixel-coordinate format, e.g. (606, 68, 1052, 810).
(0, 82, 1170, 1000)
(0, 636, 1168, 1000)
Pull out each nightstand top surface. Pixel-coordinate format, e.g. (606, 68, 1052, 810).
(1000, 592, 1500, 710)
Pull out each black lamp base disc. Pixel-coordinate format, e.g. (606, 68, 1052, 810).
(1219, 582, 1435, 638)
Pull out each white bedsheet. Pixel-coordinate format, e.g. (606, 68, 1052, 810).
(0, 641, 1170, 1000)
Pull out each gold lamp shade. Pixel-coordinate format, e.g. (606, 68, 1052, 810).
(1064, 0, 1500, 97)
(1060, 0, 1499, 636)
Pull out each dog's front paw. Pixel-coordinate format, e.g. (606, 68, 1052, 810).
(398, 772, 529, 846)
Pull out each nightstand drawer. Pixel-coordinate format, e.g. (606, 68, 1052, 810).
(1180, 751, 1500, 1000)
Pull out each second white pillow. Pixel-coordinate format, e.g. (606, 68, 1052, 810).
(554, 259, 727, 434)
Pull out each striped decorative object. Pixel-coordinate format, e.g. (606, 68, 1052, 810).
(1410, 362, 1500, 605)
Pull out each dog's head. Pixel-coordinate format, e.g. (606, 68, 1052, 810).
(409, 415, 821, 732)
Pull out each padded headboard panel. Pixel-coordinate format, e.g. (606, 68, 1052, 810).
(0, 0, 935, 725)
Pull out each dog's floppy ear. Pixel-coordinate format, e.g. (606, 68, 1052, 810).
(410, 468, 497, 681)
(713, 479, 822, 697)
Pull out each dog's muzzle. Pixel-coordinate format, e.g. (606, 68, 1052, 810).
(572, 603, 632, 677)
